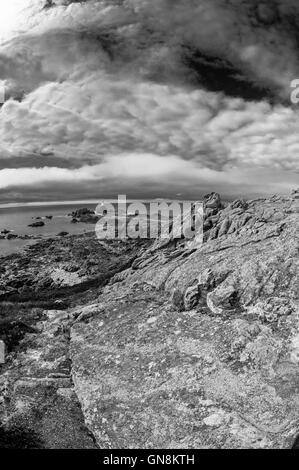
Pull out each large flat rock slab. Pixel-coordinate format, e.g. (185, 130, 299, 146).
(0, 309, 97, 448)
(70, 285, 299, 449)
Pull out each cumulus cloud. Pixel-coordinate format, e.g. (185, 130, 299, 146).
(0, 0, 298, 200)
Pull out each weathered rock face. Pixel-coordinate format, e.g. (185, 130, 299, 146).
(70, 191, 299, 449)
(0, 307, 98, 449)
(122, 192, 298, 313)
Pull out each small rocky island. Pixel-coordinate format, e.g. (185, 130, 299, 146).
(0, 190, 298, 449)
(69, 208, 99, 224)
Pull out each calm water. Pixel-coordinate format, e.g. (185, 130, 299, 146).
(0, 203, 98, 257)
(0, 200, 196, 257)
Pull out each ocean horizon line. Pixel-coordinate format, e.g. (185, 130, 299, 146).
(0, 198, 201, 210)
(0, 200, 101, 209)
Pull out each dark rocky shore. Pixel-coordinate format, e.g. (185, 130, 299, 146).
(0, 191, 298, 448)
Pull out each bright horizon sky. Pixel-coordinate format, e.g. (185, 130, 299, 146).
(0, 200, 100, 209)
(0, 197, 202, 209)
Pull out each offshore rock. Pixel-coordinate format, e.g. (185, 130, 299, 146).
(70, 208, 99, 224)
(28, 221, 45, 228)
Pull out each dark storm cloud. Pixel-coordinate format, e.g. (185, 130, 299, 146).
(0, 153, 80, 169)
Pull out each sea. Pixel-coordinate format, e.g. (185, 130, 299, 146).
(0, 202, 99, 257)
(0, 199, 199, 257)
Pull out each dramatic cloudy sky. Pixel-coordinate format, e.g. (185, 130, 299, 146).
(0, 0, 298, 202)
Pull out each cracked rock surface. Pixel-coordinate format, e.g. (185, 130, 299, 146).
(1, 192, 298, 448)
(70, 192, 299, 448)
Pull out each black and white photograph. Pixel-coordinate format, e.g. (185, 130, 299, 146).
(0, 0, 298, 454)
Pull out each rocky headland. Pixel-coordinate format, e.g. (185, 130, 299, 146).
(0, 191, 298, 448)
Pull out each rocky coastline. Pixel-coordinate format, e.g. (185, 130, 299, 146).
(0, 230, 41, 241)
(0, 190, 298, 448)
